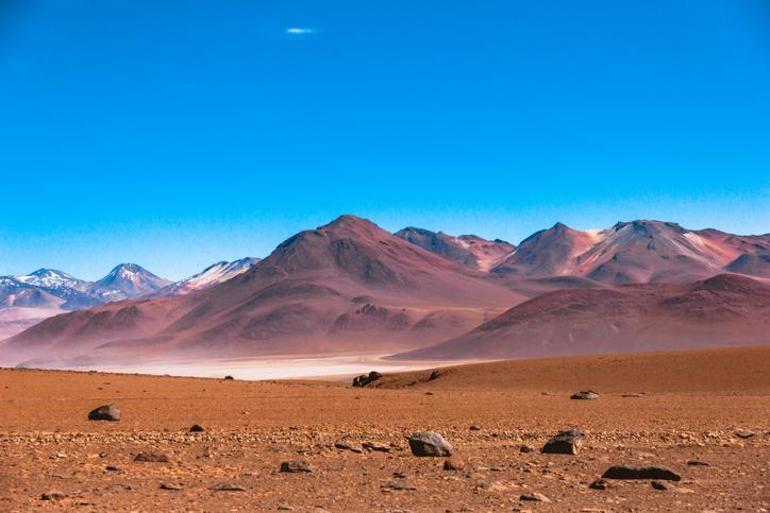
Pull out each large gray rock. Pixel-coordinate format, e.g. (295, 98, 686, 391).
(352, 371, 382, 387)
(408, 432, 453, 457)
(542, 428, 584, 455)
(570, 390, 599, 400)
(88, 404, 121, 421)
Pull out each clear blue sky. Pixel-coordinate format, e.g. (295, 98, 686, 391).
(1, 0, 769, 280)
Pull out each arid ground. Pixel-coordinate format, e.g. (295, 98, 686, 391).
(1, 346, 769, 512)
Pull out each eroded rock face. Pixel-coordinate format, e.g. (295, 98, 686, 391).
(408, 432, 453, 457)
(602, 465, 681, 481)
(88, 404, 121, 421)
(352, 371, 382, 387)
(542, 428, 584, 455)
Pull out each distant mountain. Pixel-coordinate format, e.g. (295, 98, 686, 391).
(88, 263, 172, 301)
(492, 220, 770, 285)
(395, 273, 770, 360)
(395, 227, 514, 271)
(154, 257, 260, 297)
(3, 215, 522, 364)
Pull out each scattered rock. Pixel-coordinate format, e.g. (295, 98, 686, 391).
(211, 483, 246, 492)
(443, 457, 465, 470)
(40, 492, 66, 501)
(159, 482, 182, 491)
(88, 404, 121, 421)
(189, 424, 205, 433)
(352, 371, 382, 387)
(602, 465, 681, 481)
(570, 390, 599, 400)
(334, 441, 363, 453)
(542, 428, 584, 455)
(589, 479, 608, 490)
(381, 481, 417, 492)
(520, 492, 551, 502)
(280, 460, 314, 473)
(362, 441, 390, 452)
(133, 452, 170, 463)
(408, 432, 453, 457)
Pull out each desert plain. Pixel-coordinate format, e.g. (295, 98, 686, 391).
(1, 346, 769, 512)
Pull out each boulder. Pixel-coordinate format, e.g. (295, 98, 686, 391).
(189, 424, 205, 433)
(570, 390, 599, 400)
(443, 457, 465, 470)
(280, 460, 314, 473)
(542, 428, 584, 455)
(520, 492, 550, 502)
(133, 452, 169, 463)
(408, 432, 453, 457)
(352, 371, 382, 387)
(602, 465, 681, 481)
(88, 404, 121, 421)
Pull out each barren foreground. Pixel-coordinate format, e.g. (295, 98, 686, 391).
(1, 347, 769, 512)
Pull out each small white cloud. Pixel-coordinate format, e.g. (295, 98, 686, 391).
(286, 27, 314, 35)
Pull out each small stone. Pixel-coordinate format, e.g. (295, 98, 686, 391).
(41, 492, 66, 501)
(469, 424, 481, 431)
(520, 445, 535, 453)
(687, 460, 709, 466)
(334, 441, 363, 453)
(88, 404, 121, 421)
(277, 505, 294, 511)
(381, 481, 417, 492)
(520, 492, 550, 502)
(159, 482, 182, 491)
(443, 457, 465, 471)
(105, 465, 120, 472)
(133, 452, 169, 463)
(651, 480, 670, 491)
(735, 429, 755, 439)
(602, 465, 681, 481)
(408, 432, 453, 457)
(542, 428, 584, 455)
(189, 424, 205, 433)
(280, 460, 314, 473)
(211, 483, 246, 491)
(570, 390, 599, 400)
(223, 375, 235, 380)
(589, 479, 608, 490)
(362, 441, 391, 452)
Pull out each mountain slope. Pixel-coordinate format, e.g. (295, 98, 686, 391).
(395, 227, 514, 271)
(88, 263, 172, 301)
(3, 215, 523, 364)
(395, 273, 770, 360)
(154, 257, 260, 297)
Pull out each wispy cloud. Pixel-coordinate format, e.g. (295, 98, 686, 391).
(286, 27, 314, 35)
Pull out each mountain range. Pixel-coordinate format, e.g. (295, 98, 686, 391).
(2, 214, 769, 366)
(0, 260, 259, 340)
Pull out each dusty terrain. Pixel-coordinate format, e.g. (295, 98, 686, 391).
(1, 346, 769, 512)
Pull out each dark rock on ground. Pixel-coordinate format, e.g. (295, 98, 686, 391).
(381, 481, 417, 492)
(88, 404, 121, 421)
(159, 482, 182, 491)
(571, 390, 599, 400)
(362, 441, 391, 452)
(428, 369, 441, 381)
(133, 452, 170, 463)
(542, 428, 584, 455)
(280, 460, 314, 473)
(520, 492, 550, 502)
(408, 432, 453, 457)
(602, 465, 681, 481)
(589, 479, 608, 490)
(223, 375, 235, 380)
(687, 460, 709, 466)
(40, 492, 66, 501)
(652, 480, 670, 490)
(520, 445, 535, 453)
(189, 424, 205, 432)
(443, 457, 465, 470)
(352, 371, 382, 387)
(469, 424, 481, 431)
(735, 429, 755, 439)
(334, 441, 363, 453)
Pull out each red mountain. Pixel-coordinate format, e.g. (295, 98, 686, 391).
(395, 227, 514, 271)
(2, 215, 523, 365)
(395, 273, 770, 360)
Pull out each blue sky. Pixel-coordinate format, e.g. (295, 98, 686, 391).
(1, 0, 769, 280)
